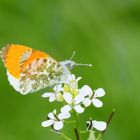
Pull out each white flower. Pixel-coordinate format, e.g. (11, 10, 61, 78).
(66, 74, 82, 83)
(61, 92, 85, 114)
(86, 120, 107, 131)
(65, 74, 81, 90)
(42, 109, 71, 131)
(41, 85, 63, 102)
(80, 85, 105, 108)
(92, 88, 105, 107)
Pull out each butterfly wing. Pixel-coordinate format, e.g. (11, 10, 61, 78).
(1, 44, 33, 78)
(1, 44, 63, 94)
(19, 51, 63, 94)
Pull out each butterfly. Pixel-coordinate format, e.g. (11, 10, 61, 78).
(0, 44, 92, 95)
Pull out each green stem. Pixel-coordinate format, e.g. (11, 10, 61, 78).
(80, 130, 88, 134)
(75, 113, 80, 129)
(74, 112, 81, 140)
(50, 130, 72, 140)
(60, 133, 72, 140)
(96, 133, 102, 140)
(74, 128, 80, 140)
(96, 109, 116, 140)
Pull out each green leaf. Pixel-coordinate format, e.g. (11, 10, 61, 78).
(87, 131, 96, 140)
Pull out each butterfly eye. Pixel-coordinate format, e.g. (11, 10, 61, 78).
(66, 62, 74, 70)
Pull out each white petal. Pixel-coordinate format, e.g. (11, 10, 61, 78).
(53, 85, 63, 92)
(69, 82, 77, 90)
(74, 94, 84, 104)
(94, 88, 105, 97)
(67, 74, 75, 82)
(69, 74, 75, 80)
(41, 93, 54, 98)
(83, 98, 91, 107)
(49, 94, 56, 102)
(48, 112, 55, 120)
(53, 109, 57, 114)
(53, 121, 64, 130)
(63, 93, 73, 104)
(92, 120, 107, 131)
(76, 77, 82, 82)
(61, 105, 72, 113)
(79, 85, 92, 97)
(74, 105, 84, 113)
(58, 112, 71, 120)
(41, 120, 55, 127)
(92, 99, 103, 108)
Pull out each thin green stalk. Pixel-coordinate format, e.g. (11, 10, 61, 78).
(80, 130, 88, 134)
(96, 109, 116, 140)
(50, 130, 72, 140)
(74, 112, 81, 140)
(74, 127, 80, 140)
(75, 113, 80, 129)
(60, 133, 72, 140)
(96, 133, 102, 140)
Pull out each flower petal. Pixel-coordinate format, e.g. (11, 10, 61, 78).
(61, 105, 72, 113)
(53, 121, 64, 130)
(76, 77, 82, 82)
(74, 94, 84, 104)
(92, 99, 103, 108)
(69, 82, 77, 90)
(79, 85, 92, 97)
(41, 93, 54, 98)
(68, 74, 75, 81)
(53, 109, 57, 114)
(92, 120, 107, 131)
(63, 93, 73, 104)
(56, 93, 63, 102)
(48, 112, 55, 120)
(83, 98, 91, 107)
(49, 94, 56, 102)
(74, 105, 84, 113)
(94, 88, 105, 97)
(58, 112, 71, 120)
(41, 120, 55, 127)
(53, 85, 63, 92)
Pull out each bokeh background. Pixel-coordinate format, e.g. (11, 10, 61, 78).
(0, 0, 140, 140)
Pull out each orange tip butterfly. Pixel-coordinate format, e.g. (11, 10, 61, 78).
(0, 44, 92, 95)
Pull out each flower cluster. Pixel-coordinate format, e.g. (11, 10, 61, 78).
(41, 74, 107, 131)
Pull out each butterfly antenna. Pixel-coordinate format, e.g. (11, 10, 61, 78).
(69, 51, 76, 60)
(75, 63, 92, 67)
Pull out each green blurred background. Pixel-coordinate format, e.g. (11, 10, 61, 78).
(0, 0, 140, 139)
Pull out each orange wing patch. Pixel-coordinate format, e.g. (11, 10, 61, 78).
(1, 44, 49, 79)
(1, 44, 32, 78)
(20, 50, 49, 73)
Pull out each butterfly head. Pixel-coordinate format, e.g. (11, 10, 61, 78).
(59, 51, 92, 70)
(60, 60, 92, 70)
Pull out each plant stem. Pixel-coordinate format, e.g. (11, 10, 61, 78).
(60, 133, 72, 140)
(50, 129, 72, 140)
(74, 112, 81, 140)
(80, 130, 88, 134)
(96, 133, 102, 140)
(75, 113, 80, 129)
(96, 109, 116, 140)
(74, 128, 80, 140)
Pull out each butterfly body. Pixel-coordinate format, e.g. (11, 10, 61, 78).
(0, 44, 72, 94)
